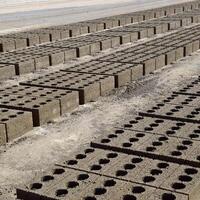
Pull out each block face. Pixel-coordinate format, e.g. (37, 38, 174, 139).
(6, 110, 33, 141)
(0, 93, 61, 127)
(50, 51, 65, 66)
(0, 123, 6, 145)
(64, 49, 77, 61)
(0, 39, 15, 52)
(139, 102, 200, 124)
(0, 108, 33, 144)
(0, 64, 16, 81)
(99, 76, 115, 95)
(131, 64, 143, 80)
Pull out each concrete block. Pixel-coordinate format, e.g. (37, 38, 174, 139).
(0, 108, 33, 144)
(26, 35, 40, 46)
(0, 85, 79, 115)
(0, 93, 61, 126)
(139, 102, 200, 124)
(111, 37, 120, 47)
(90, 42, 101, 54)
(64, 48, 77, 61)
(162, 93, 200, 108)
(0, 64, 16, 81)
(34, 55, 50, 70)
(120, 115, 200, 141)
(192, 40, 200, 52)
(131, 64, 143, 80)
(155, 54, 165, 69)
(0, 38, 15, 52)
(16, 164, 185, 200)
(63, 60, 129, 88)
(77, 44, 90, 57)
(38, 33, 51, 43)
(20, 71, 112, 105)
(58, 148, 181, 189)
(184, 42, 193, 56)
(100, 39, 112, 50)
(175, 47, 184, 60)
(91, 128, 200, 167)
(15, 38, 27, 49)
(50, 51, 65, 66)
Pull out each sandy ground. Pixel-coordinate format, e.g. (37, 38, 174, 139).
(0, 0, 195, 34)
(0, 30, 200, 199)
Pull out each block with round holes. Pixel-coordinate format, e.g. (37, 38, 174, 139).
(16, 164, 186, 200)
(161, 93, 200, 108)
(0, 108, 33, 144)
(160, 165, 200, 200)
(0, 93, 61, 126)
(96, 52, 155, 75)
(91, 128, 200, 167)
(62, 60, 141, 88)
(175, 79, 200, 96)
(0, 85, 79, 115)
(57, 147, 181, 189)
(118, 115, 200, 141)
(20, 71, 113, 104)
(139, 103, 200, 124)
(0, 53, 35, 75)
(44, 39, 92, 57)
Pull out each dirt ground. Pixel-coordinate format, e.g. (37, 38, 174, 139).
(0, 36, 200, 199)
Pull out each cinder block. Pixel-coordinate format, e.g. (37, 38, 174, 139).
(14, 38, 27, 49)
(0, 64, 16, 81)
(139, 103, 200, 124)
(99, 38, 112, 50)
(0, 93, 61, 126)
(34, 55, 50, 70)
(16, 164, 186, 200)
(192, 40, 200, 52)
(89, 42, 101, 54)
(50, 51, 65, 66)
(175, 47, 184, 60)
(0, 123, 6, 145)
(77, 44, 90, 57)
(91, 128, 200, 167)
(120, 114, 200, 141)
(37, 33, 51, 43)
(184, 42, 193, 56)
(0, 38, 15, 52)
(20, 71, 112, 104)
(0, 85, 79, 115)
(64, 48, 77, 61)
(155, 54, 165, 69)
(131, 64, 143, 80)
(0, 108, 33, 143)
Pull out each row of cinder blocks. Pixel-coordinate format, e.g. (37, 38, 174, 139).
(58, 147, 200, 199)
(16, 143, 200, 199)
(19, 71, 115, 105)
(16, 162, 189, 200)
(0, 1, 200, 52)
(1, 10, 198, 81)
(118, 114, 200, 141)
(1, 4, 200, 145)
(91, 128, 200, 167)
